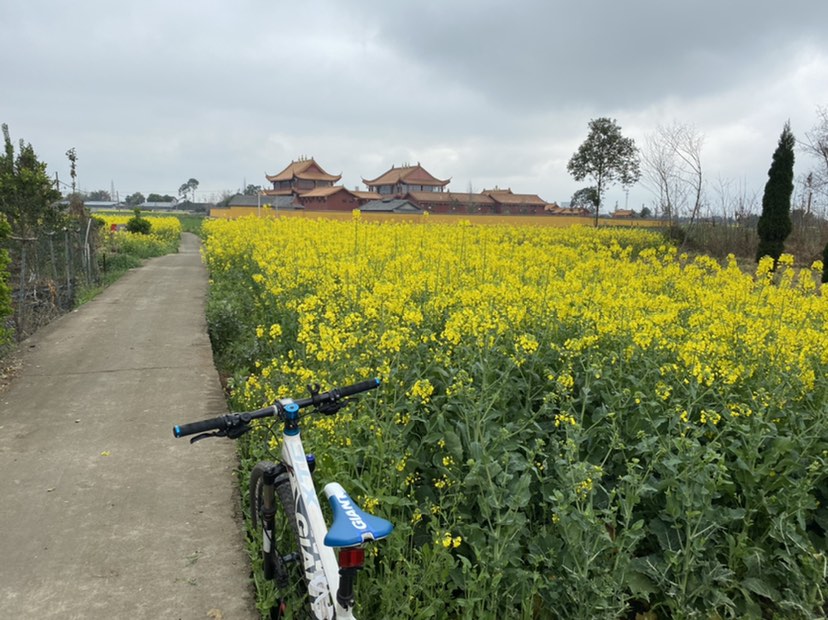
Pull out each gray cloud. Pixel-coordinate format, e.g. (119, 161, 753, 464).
(2, 0, 827, 210)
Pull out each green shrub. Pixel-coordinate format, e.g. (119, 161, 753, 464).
(115, 232, 175, 258)
(99, 252, 141, 273)
(125, 209, 152, 235)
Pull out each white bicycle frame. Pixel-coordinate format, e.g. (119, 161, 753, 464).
(176, 382, 385, 617)
(280, 426, 357, 619)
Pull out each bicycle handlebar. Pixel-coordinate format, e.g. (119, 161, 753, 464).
(172, 378, 381, 439)
(294, 378, 382, 407)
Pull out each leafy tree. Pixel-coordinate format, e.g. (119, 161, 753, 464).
(567, 118, 641, 225)
(244, 184, 262, 195)
(125, 192, 146, 207)
(570, 187, 599, 212)
(756, 122, 795, 263)
(0, 124, 63, 236)
(87, 189, 112, 201)
(178, 178, 199, 203)
(147, 193, 175, 202)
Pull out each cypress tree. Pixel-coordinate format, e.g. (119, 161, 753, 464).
(756, 122, 795, 263)
(822, 242, 828, 284)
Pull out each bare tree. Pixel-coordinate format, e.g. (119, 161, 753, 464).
(706, 176, 759, 258)
(641, 129, 682, 225)
(641, 122, 705, 230)
(801, 105, 828, 206)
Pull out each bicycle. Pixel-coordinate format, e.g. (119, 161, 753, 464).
(173, 378, 393, 619)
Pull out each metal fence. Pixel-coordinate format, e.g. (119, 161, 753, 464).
(3, 218, 100, 340)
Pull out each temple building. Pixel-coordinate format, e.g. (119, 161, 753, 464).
(363, 163, 450, 195)
(405, 190, 497, 214)
(401, 187, 550, 215)
(264, 157, 341, 195)
(483, 188, 549, 215)
(232, 157, 560, 216)
(297, 186, 361, 211)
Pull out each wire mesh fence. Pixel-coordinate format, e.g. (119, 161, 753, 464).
(3, 218, 100, 341)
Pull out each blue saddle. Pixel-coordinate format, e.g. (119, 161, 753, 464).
(323, 482, 394, 548)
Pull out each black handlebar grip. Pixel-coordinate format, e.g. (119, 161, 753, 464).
(173, 415, 229, 438)
(337, 378, 381, 398)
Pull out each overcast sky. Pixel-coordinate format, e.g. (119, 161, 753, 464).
(2, 0, 827, 213)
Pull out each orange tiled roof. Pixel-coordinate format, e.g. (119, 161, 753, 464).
(407, 191, 495, 204)
(353, 191, 381, 200)
(299, 186, 355, 198)
(482, 187, 512, 194)
(485, 189, 547, 206)
(363, 164, 450, 187)
(547, 205, 590, 215)
(266, 158, 341, 183)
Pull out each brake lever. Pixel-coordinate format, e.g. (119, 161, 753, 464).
(190, 431, 226, 443)
(189, 423, 251, 443)
(317, 399, 350, 416)
(227, 423, 251, 439)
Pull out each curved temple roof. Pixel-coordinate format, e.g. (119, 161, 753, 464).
(266, 158, 341, 183)
(363, 163, 450, 187)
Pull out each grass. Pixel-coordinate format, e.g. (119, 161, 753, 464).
(76, 253, 143, 305)
(75, 216, 189, 305)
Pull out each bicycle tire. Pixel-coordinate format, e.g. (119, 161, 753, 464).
(250, 462, 314, 619)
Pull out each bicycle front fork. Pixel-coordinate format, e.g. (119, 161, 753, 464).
(260, 464, 284, 583)
(260, 457, 315, 583)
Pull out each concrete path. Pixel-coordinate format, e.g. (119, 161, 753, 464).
(0, 233, 256, 619)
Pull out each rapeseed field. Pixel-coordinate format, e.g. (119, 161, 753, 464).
(204, 214, 827, 619)
(96, 214, 181, 257)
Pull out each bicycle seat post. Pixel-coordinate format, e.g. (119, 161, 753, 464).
(336, 547, 365, 611)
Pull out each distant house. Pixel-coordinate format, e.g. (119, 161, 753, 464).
(611, 209, 636, 218)
(363, 163, 450, 195)
(360, 198, 423, 213)
(483, 188, 548, 215)
(546, 204, 591, 216)
(83, 200, 122, 211)
(227, 194, 301, 210)
(210, 193, 302, 219)
(140, 201, 177, 211)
